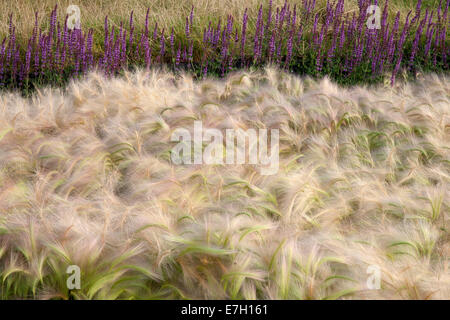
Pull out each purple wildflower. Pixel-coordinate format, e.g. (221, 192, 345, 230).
(190, 6, 194, 29)
(160, 29, 166, 59)
(145, 8, 150, 37)
(176, 43, 181, 66)
(391, 52, 403, 86)
(241, 9, 248, 58)
(153, 23, 158, 41)
(254, 5, 263, 61)
(170, 27, 175, 52)
(185, 17, 190, 40)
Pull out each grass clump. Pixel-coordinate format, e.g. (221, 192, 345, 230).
(0, 67, 448, 299)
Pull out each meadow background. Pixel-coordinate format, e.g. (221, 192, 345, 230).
(0, 0, 448, 300)
(0, 0, 442, 45)
(0, 0, 448, 92)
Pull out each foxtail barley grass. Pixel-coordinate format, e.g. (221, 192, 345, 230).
(0, 67, 448, 299)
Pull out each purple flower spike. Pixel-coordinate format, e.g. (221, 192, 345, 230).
(153, 23, 158, 41)
(185, 17, 190, 40)
(170, 27, 175, 51)
(160, 29, 166, 59)
(267, 0, 273, 31)
(391, 52, 403, 86)
(176, 43, 181, 66)
(145, 8, 150, 36)
(190, 5, 194, 29)
(241, 8, 248, 58)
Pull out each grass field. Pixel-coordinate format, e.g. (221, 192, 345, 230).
(0, 0, 447, 93)
(0, 67, 448, 299)
(0, 0, 448, 300)
(0, 0, 441, 50)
